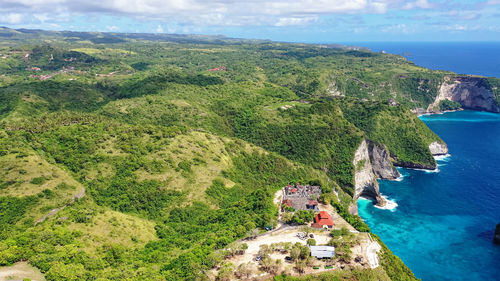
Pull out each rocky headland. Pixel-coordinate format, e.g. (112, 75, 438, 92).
(350, 139, 448, 214)
(414, 76, 500, 115)
(350, 139, 400, 214)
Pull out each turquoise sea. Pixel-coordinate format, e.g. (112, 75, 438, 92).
(358, 110, 500, 280)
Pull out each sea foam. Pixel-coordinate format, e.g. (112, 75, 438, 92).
(434, 154, 451, 161)
(374, 195, 398, 211)
(360, 195, 399, 212)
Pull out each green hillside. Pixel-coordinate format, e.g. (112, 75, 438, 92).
(0, 27, 481, 280)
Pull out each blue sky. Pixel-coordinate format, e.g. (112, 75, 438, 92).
(1, 0, 499, 42)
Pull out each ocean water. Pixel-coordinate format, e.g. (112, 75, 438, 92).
(350, 42, 500, 78)
(358, 110, 500, 281)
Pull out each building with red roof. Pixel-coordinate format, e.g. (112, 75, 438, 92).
(311, 223, 323, 229)
(306, 200, 318, 210)
(313, 211, 334, 228)
(282, 199, 292, 208)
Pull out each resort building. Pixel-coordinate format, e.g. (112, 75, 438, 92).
(311, 211, 334, 229)
(310, 246, 336, 259)
(281, 183, 321, 211)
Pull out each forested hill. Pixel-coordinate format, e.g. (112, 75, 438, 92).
(0, 27, 477, 280)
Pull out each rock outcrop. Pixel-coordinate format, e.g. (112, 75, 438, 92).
(429, 141, 448, 156)
(368, 141, 400, 179)
(494, 223, 500, 245)
(428, 76, 500, 113)
(350, 139, 400, 214)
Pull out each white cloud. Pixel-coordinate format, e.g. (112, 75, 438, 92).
(443, 24, 482, 32)
(381, 23, 413, 33)
(1, 13, 23, 24)
(107, 25, 119, 31)
(274, 16, 318, 26)
(486, 0, 500, 5)
(156, 24, 163, 33)
(402, 0, 435, 10)
(0, 0, 401, 27)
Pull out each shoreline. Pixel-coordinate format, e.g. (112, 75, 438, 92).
(417, 108, 463, 117)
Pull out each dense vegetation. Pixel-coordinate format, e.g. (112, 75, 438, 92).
(438, 100, 462, 111)
(0, 27, 482, 280)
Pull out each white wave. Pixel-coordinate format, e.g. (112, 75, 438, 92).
(392, 168, 407, 182)
(407, 167, 439, 173)
(434, 154, 451, 161)
(393, 172, 406, 181)
(425, 168, 440, 173)
(374, 195, 398, 211)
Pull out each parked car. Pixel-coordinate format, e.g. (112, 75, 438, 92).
(255, 256, 262, 262)
(309, 233, 314, 238)
(296, 232, 307, 240)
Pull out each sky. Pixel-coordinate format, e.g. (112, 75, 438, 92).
(0, 0, 499, 42)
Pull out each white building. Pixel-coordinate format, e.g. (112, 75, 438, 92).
(310, 246, 335, 259)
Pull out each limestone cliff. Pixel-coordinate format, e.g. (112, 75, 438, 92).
(368, 141, 400, 179)
(428, 76, 500, 113)
(349, 139, 400, 214)
(429, 141, 448, 156)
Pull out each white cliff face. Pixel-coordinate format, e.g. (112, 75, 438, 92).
(428, 76, 500, 113)
(429, 141, 448, 156)
(350, 140, 396, 214)
(353, 140, 378, 200)
(368, 141, 399, 179)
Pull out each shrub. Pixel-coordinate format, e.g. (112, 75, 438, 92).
(439, 99, 461, 111)
(306, 239, 316, 246)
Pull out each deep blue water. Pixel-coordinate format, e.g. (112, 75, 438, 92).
(349, 42, 500, 78)
(358, 110, 500, 281)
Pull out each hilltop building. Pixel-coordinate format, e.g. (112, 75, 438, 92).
(311, 211, 334, 229)
(281, 183, 321, 211)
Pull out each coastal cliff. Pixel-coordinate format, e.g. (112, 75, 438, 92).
(394, 141, 447, 170)
(428, 76, 500, 113)
(349, 139, 446, 214)
(350, 139, 400, 214)
(429, 141, 448, 156)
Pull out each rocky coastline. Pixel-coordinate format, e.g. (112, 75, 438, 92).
(350, 139, 400, 214)
(413, 75, 500, 115)
(349, 75, 499, 214)
(350, 139, 448, 214)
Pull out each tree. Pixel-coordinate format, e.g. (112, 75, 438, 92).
(235, 262, 255, 279)
(290, 246, 300, 261)
(281, 212, 293, 223)
(295, 259, 306, 274)
(291, 210, 315, 225)
(217, 263, 235, 281)
(45, 262, 87, 281)
(306, 238, 316, 246)
(261, 256, 282, 275)
(246, 228, 260, 239)
(240, 243, 248, 254)
(258, 244, 272, 257)
(225, 242, 248, 257)
(206, 251, 224, 268)
(299, 245, 310, 260)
